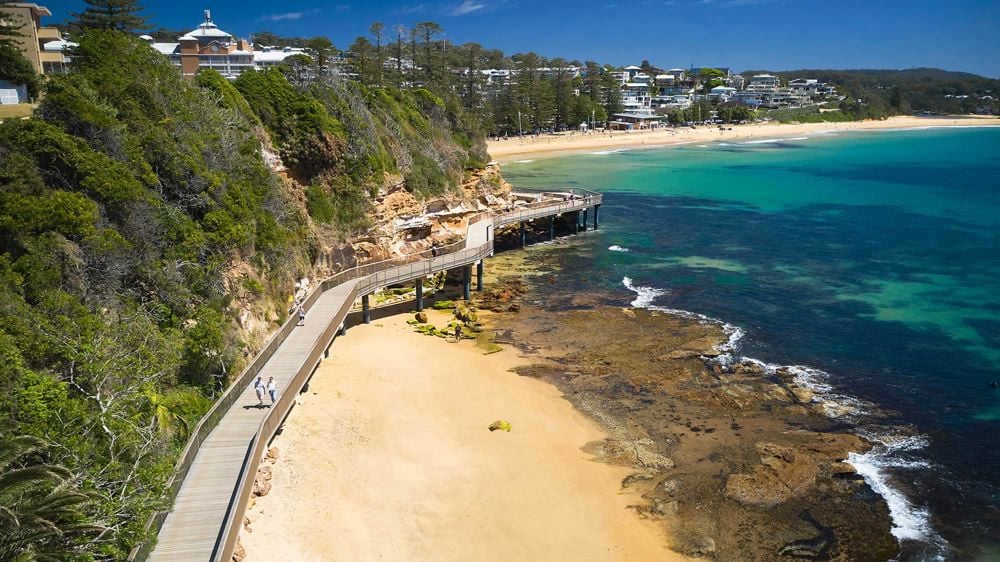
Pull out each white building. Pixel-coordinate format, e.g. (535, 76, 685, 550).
(709, 85, 738, 101)
(746, 74, 780, 94)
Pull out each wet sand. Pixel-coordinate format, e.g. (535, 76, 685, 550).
(240, 308, 690, 562)
(487, 115, 1000, 162)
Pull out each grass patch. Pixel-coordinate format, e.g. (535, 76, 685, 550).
(0, 104, 35, 120)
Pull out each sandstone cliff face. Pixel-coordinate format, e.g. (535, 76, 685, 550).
(312, 162, 515, 276)
(222, 157, 516, 368)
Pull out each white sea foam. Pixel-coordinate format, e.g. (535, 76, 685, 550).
(697, 144, 709, 148)
(608, 245, 630, 253)
(742, 136, 808, 145)
(619, 275, 948, 554)
(591, 148, 629, 155)
(848, 431, 946, 554)
(622, 276, 666, 308)
(513, 159, 535, 164)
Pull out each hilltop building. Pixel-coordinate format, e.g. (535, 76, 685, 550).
(0, 3, 71, 75)
(147, 11, 254, 78)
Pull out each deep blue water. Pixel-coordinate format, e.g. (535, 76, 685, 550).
(505, 127, 1000, 561)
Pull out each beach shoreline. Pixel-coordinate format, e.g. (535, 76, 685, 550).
(487, 115, 1000, 162)
(239, 306, 691, 562)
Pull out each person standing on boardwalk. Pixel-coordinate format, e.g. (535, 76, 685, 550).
(267, 377, 277, 406)
(254, 376, 265, 407)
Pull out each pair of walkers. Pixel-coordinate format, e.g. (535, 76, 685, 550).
(254, 376, 277, 407)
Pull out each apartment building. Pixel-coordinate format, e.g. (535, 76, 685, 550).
(0, 3, 70, 74)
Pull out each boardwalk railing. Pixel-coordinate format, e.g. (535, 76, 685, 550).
(134, 188, 601, 562)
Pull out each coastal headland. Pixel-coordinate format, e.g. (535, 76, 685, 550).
(487, 115, 1000, 162)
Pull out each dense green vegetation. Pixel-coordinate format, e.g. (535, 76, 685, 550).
(0, 30, 306, 558)
(0, 25, 487, 558)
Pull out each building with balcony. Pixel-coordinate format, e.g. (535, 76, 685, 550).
(746, 74, 780, 94)
(0, 3, 69, 75)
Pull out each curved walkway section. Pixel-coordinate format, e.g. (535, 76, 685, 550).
(142, 190, 602, 562)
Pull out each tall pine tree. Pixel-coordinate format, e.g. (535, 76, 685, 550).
(72, 0, 149, 32)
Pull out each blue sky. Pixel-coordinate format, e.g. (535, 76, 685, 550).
(44, 0, 1000, 76)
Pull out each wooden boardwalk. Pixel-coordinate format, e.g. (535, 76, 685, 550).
(145, 192, 601, 562)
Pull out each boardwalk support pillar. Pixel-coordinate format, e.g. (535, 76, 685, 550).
(573, 211, 580, 234)
(593, 204, 600, 229)
(362, 295, 371, 324)
(581, 208, 588, 231)
(519, 221, 526, 248)
(415, 279, 424, 311)
(476, 260, 484, 291)
(463, 265, 472, 301)
(549, 216, 555, 240)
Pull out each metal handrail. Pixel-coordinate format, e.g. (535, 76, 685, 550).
(135, 188, 601, 562)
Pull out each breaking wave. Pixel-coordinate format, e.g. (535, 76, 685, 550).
(620, 275, 947, 557)
(608, 245, 631, 253)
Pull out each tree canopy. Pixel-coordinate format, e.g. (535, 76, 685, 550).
(72, 0, 149, 32)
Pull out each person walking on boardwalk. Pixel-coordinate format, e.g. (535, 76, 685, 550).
(267, 377, 277, 406)
(298, 306, 306, 326)
(254, 376, 265, 407)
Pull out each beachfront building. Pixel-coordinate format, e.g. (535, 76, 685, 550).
(608, 112, 663, 130)
(709, 85, 738, 102)
(787, 78, 837, 102)
(746, 74, 781, 94)
(0, 3, 70, 75)
(621, 81, 653, 115)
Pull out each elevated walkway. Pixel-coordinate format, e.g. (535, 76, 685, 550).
(141, 189, 602, 562)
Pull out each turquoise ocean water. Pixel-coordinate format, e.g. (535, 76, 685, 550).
(504, 126, 1000, 561)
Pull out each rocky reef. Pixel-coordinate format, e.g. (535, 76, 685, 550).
(477, 269, 898, 561)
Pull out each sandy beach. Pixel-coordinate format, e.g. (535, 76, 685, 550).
(487, 115, 1000, 162)
(241, 308, 688, 562)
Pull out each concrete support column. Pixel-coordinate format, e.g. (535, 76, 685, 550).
(476, 260, 484, 291)
(519, 221, 527, 248)
(462, 265, 472, 301)
(581, 208, 588, 232)
(415, 278, 424, 311)
(337, 323, 346, 336)
(362, 294, 371, 324)
(549, 216, 555, 241)
(324, 347, 330, 359)
(573, 211, 580, 234)
(593, 204, 600, 229)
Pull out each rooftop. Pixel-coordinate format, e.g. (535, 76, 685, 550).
(5, 3, 52, 17)
(179, 10, 234, 41)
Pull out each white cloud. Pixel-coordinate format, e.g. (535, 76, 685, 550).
(258, 8, 321, 22)
(400, 3, 428, 14)
(450, 0, 487, 15)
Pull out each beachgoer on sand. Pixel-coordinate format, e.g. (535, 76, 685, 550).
(454, 324, 462, 342)
(254, 376, 265, 407)
(267, 377, 277, 405)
